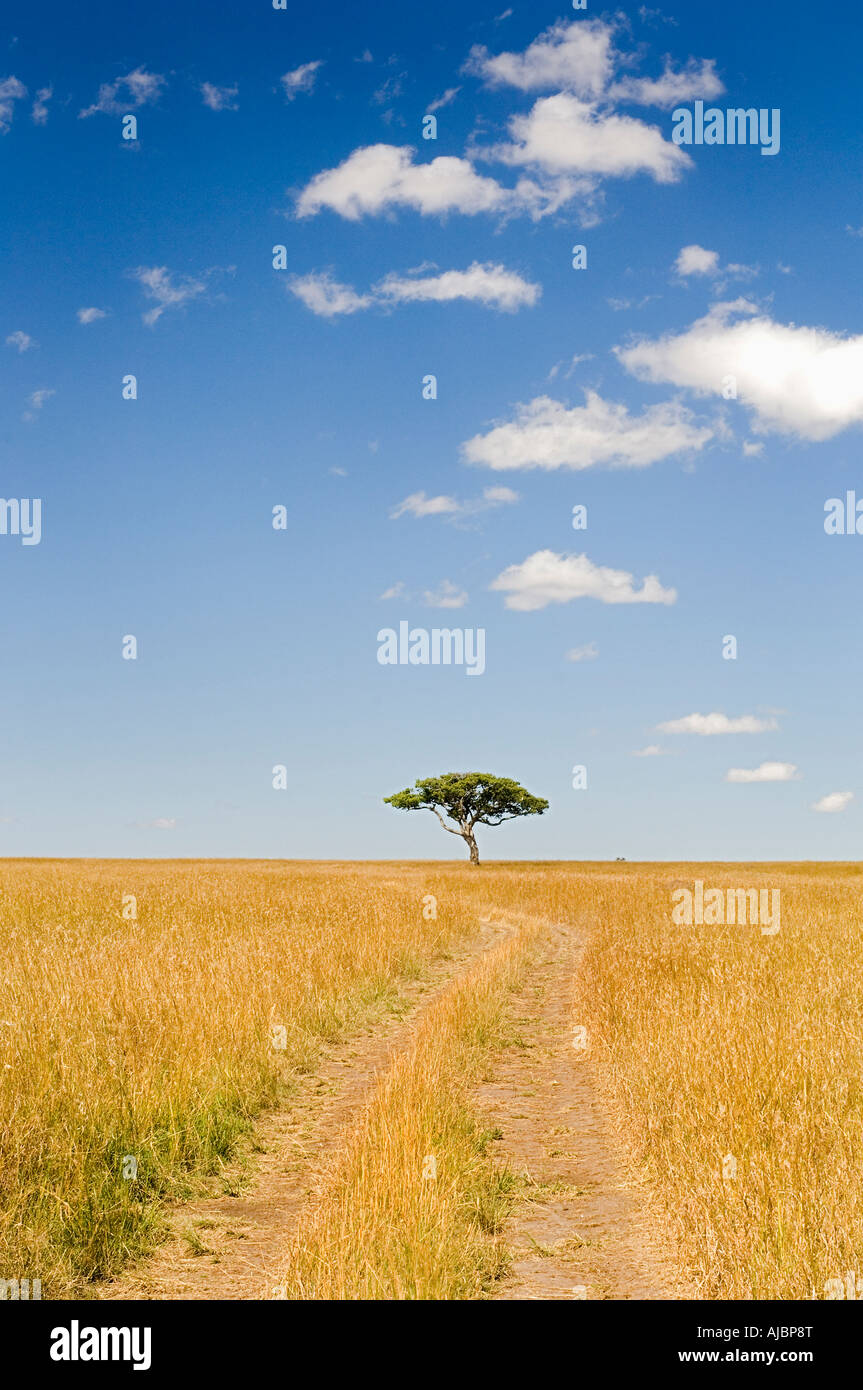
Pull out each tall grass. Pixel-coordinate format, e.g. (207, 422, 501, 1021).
(0, 860, 500, 1295)
(4, 858, 861, 1302)
(575, 864, 863, 1299)
(278, 923, 538, 1299)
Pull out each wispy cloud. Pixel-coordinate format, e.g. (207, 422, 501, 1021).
(31, 85, 51, 125)
(658, 712, 778, 735)
(608, 58, 723, 109)
(812, 791, 854, 814)
(6, 330, 35, 352)
(565, 642, 598, 662)
(427, 87, 460, 112)
(288, 272, 373, 318)
(80, 67, 166, 118)
(77, 307, 108, 324)
(201, 82, 238, 111)
(0, 76, 26, 133)
(725, 762, 799, 783)
(376, 262, 540, 311)
(130, 265, 211, 326)
(282, 61, 324, 101)
(389, 486, 518, 521)
(22, 387, 55, 421)
(379, 581, 406, 601)
(422, 580, 468, 609)
(380, 579, 470, 608)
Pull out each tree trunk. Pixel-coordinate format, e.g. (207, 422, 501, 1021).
(464, 832, 480, 866)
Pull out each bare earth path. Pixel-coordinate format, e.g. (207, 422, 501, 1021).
(100, 915, 682, 1301)
(480, 920, 685, 1301)
(100, 916, 513, 1301)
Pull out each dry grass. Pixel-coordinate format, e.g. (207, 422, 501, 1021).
(575, 863, 863, 1300)
(0, 859, 509, 1295)
(278, 922, 539, 1300)
(3, 858, 860, 1302)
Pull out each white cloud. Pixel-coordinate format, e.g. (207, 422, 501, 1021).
(462, 391, 713, 471)
(427, 87, 460, 112)
(673, 245, 757, 284)
(632, 744, 666, 757)
(22, 387, 54, 420)
(130, 265, 208, 326)
(812, 791, 854, 814)
(389, 486, 518, 520)
(391, 492, 460, 519)
(674, 244, 720, 277)
(288, 271, 373, 318)
(376, 261, 540, 311)
(296, 20, 720, 221)
(201, 82, 238, 111)
(379, 581, 406, 600)
(291, 262, 539, 316)
(465, 18, 617, 98)
(149, 817, 177, 829)
(80, 67, 165, 118)
(617, 300, 863, 441)
(489, 93, 690, 184)
(608, 58, 724, 109)
(566, 642, 598, 662)
(465, 19, 721, 111)
(742, 440, 763, 457)
(0, 76, 26, 133)
(422, 580, 468, 609)
(657, 712, 778, 735)
(6, 330, 35, 352)
(295, 143, 513, 220)
(31, 85, 52, 125)
(77, 307, 107, 324)
(282, 61, 324, 101)
(725, 762, 799, 783)
(490, 550, 676, 611)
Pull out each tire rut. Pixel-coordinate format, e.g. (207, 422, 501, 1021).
(98, 916, 513, 1301)
(479, 920, 687, 1301)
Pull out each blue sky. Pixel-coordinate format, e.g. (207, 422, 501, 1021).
(1, 0, 861, 860)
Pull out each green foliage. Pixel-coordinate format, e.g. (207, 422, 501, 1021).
(384, 773, 548, 828)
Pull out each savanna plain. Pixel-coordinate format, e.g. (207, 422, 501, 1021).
(1, 859, 859, 1301)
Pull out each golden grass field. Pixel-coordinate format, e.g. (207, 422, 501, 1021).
(1, 858, 860, 1300)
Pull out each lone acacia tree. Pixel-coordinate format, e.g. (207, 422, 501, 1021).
(384, 772, 548, 866)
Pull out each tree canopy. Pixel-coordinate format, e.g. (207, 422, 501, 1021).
(384, 772, 548, 865)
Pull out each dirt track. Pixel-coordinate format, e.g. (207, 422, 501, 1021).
(481, 921, 685, 1300)
(99, 915, 680, 1301)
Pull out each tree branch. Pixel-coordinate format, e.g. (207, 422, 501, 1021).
(428, 807, 464, 836)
